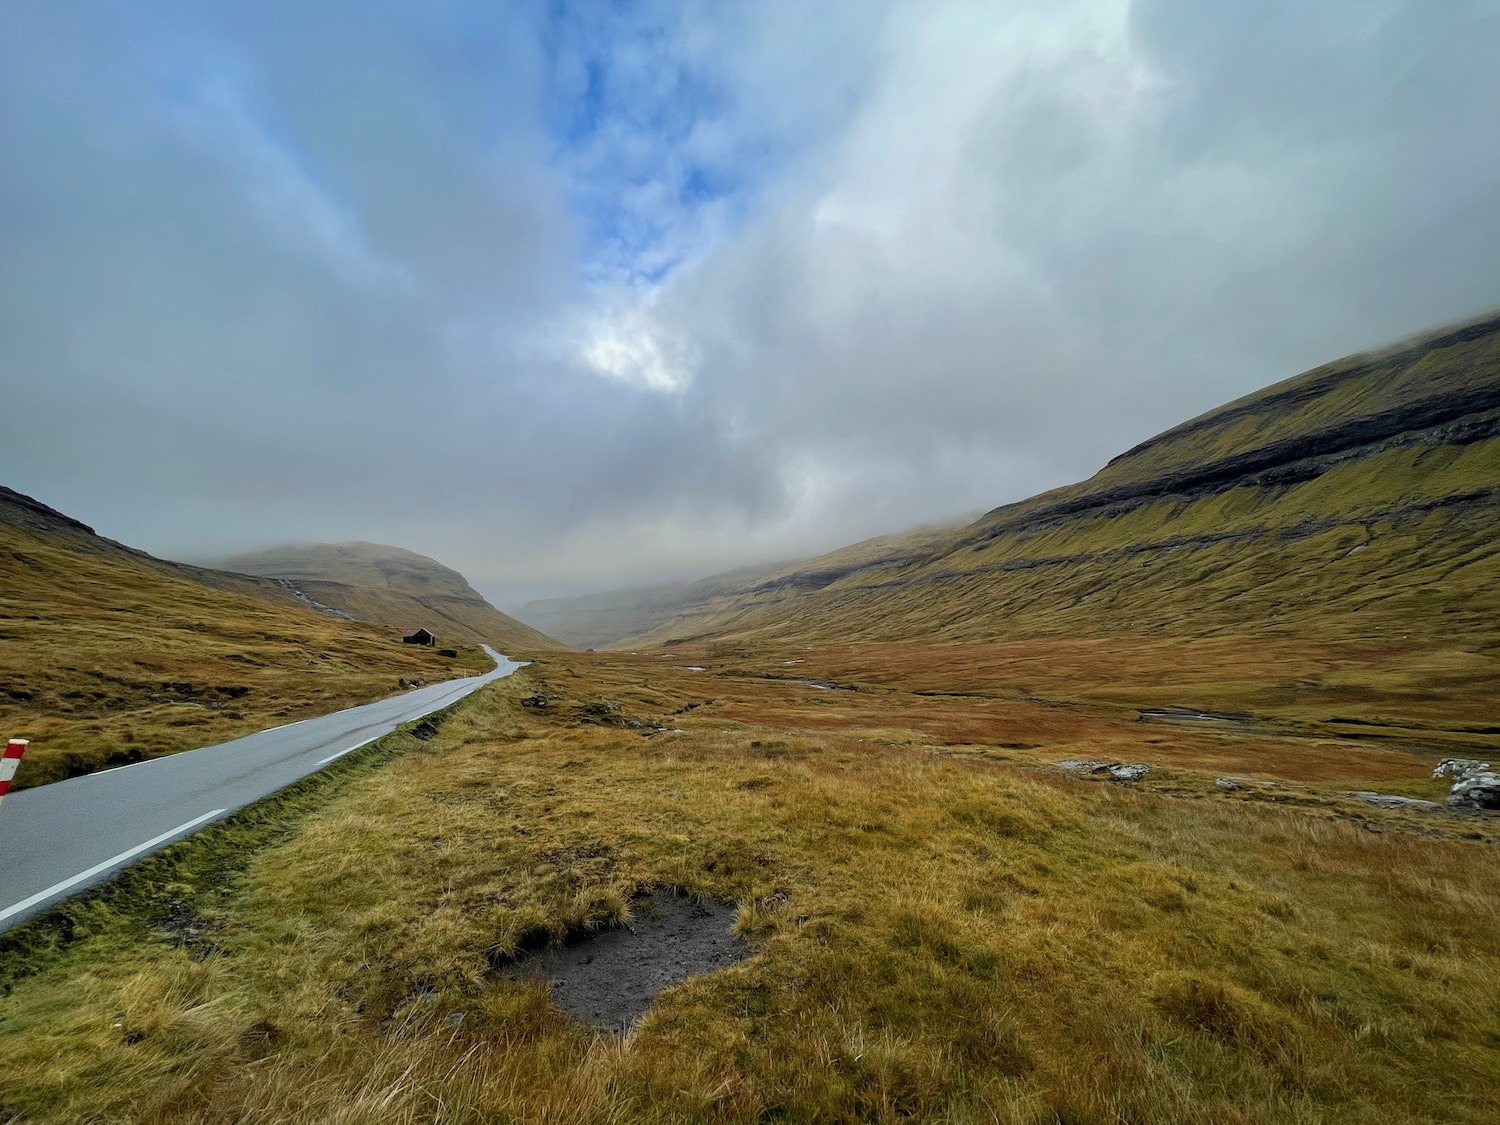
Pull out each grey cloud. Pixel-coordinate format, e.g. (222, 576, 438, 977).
(2, 1, 1498, 605)
(648, 0, 1500, 529)
(0, 2, 781, 577)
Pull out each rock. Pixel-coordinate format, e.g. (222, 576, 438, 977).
(1350, 791, 1441, 811)
(1217, 775, 1278, 789)
(521, 694, 548, 708)
(1447, 771, 1500, 810)
(1433, 758, 1491, 781)
(1056, 760, 1148, 781)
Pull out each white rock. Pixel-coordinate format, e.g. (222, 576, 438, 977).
(1433, 759, 1491, 781)
(1350, 791, 1441, 811)
(1447, 771, 1500, 810)
(1057, 760, 1148, 782)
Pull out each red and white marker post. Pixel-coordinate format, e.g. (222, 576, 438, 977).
(0, 739, 28, 809)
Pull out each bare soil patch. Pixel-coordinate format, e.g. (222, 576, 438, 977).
(498, 891, 749, 1031)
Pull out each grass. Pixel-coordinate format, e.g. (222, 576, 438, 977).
(0, 521, 494, 787)
(2, 645, 1497, 1123)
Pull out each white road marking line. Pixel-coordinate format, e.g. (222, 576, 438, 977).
(92, 756, 157, 776)
(317, 735, 381, 766)
(261, 716, 314, 734)
(0, 808, 228, 925)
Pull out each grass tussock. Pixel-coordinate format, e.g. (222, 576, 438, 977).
(2, 653, 1497, 1124)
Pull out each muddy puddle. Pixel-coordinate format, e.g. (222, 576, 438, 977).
(497, 892, 749, 1031)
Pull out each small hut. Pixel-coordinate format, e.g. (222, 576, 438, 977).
(402, 627, 436, 646)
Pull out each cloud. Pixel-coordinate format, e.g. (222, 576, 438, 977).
(635, 0, 1500, 515)
(1, 0, 1498, 605)
(575, 294, 698, 392)
(170, 74, 407, 289)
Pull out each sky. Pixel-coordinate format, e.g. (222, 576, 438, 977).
(3, 0, 1499, 608)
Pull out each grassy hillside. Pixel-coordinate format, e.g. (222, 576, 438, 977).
(548, 310, 1500, 652)
(0, 489, 491, 788)
(216, 541, 562, 653)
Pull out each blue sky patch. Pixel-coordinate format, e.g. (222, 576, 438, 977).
(538, 0, 765, 287)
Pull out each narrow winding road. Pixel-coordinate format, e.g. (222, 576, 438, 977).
(0, 645, 523, 931)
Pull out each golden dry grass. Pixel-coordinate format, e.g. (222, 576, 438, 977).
(213, 541, 562, 652)
(0, 522, 492, 787)
(2, 645, 1497, 1124)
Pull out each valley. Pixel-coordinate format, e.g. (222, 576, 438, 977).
(523, 311, 1500, 653)
(1, 314, 1498, 1123)
(5, 7, 1497, 1121)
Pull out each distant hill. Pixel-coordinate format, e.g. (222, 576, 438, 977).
(0, 488, 497, 788)
(214, 541, 561, 653)
(518, 522, 966, 650)
(537, 309, 1500, 649)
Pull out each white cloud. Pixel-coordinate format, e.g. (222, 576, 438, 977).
(577, 295, 697, 392)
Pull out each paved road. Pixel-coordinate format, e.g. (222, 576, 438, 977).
(0, 646, 524, 931)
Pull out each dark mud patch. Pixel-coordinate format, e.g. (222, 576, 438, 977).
(496, 891, 749, 1031)
(156, 898, 218, 960)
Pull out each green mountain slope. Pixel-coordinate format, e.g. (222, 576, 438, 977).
(547, 310, 1500, 650)
(216, 542, 562, 653)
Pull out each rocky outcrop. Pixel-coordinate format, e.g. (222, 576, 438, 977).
(976, 397, 1500, 542)
(0, 485, 97, 536)
(1350, 792, 1441, 811)
(1432, 759, 1491, 780)
(1447, 771, 1500, 810)
(1058, 760, 1149, 782)
(1431, 759, 1500, 810)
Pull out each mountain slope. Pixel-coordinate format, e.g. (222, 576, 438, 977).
(546, 310, 1500, 650)
(518, 521, 966, 650)
(215, 542, 561, 653)
(0, 489, 493, 788)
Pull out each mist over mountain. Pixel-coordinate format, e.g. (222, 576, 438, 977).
(528, 310, 1500, 651)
